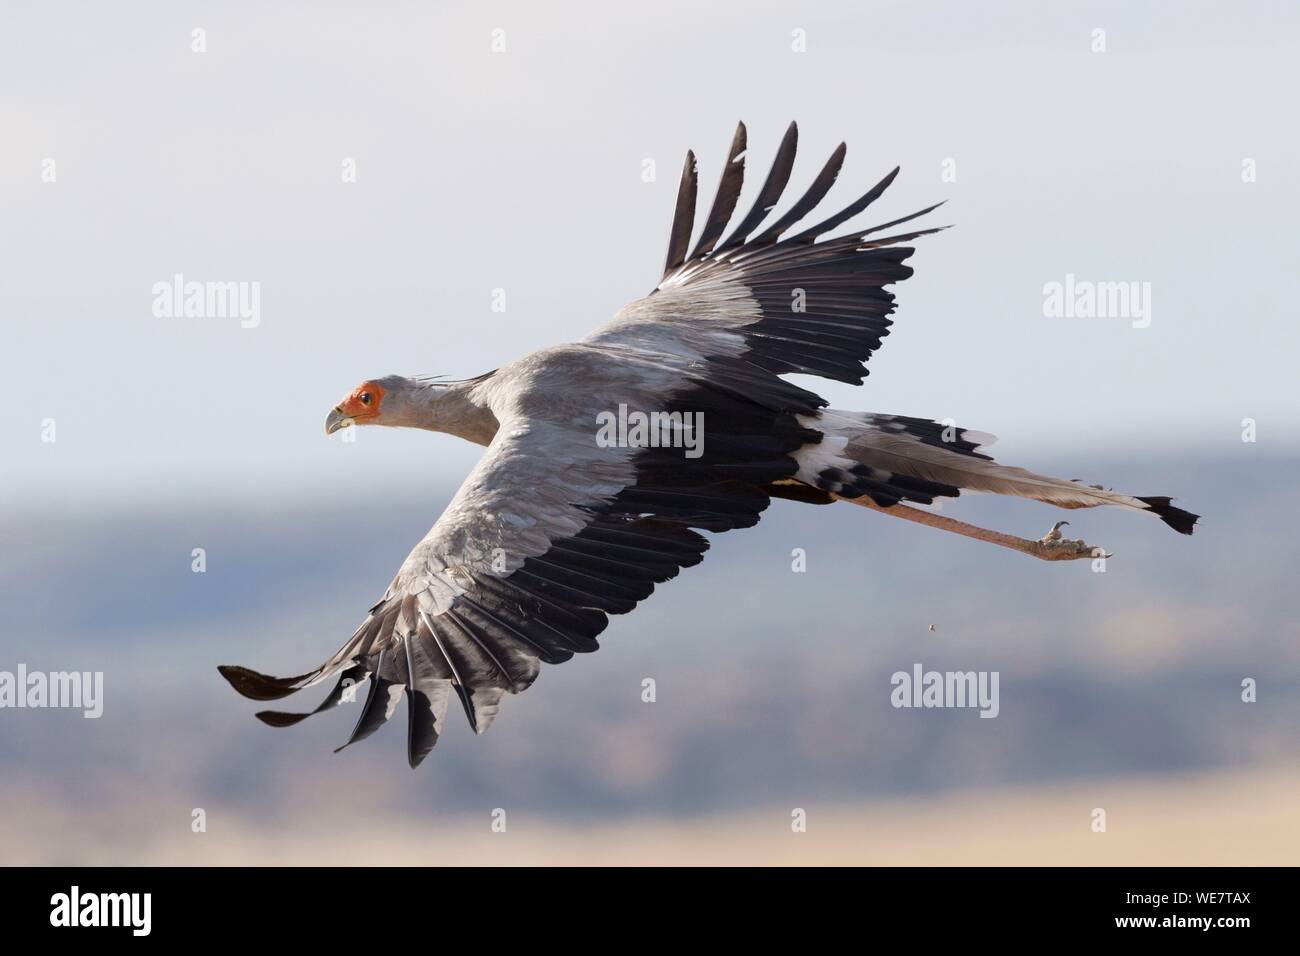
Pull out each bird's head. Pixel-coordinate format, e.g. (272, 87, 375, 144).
(325, 375, 419, 434)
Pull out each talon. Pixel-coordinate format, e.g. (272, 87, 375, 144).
(1040, 520, 1070, 545)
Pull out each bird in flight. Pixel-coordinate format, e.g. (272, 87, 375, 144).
(219, 123, 1197, 767)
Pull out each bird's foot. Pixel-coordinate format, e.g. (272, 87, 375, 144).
(1036, 525, 1112, 561)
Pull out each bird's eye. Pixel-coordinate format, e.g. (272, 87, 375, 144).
(359, 392, 372, 405)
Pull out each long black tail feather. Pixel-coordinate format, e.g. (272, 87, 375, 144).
(1137, 496, 1199, 535)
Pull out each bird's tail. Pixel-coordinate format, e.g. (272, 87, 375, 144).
(798, 410, 1198, 534)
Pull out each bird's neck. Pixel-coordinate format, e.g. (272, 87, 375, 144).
(414, 380, 499, 446)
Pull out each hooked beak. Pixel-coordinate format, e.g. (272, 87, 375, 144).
(325, 406, 353, 436)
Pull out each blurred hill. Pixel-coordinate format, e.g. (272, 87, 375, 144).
(6, 763, 1297, 866)
(1, 451, 1297, 864)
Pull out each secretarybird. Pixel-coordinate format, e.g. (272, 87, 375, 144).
(220, 123, 1197, 766)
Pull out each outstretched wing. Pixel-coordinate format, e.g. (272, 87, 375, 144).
(219, 123, 946, 766)
(219, 364, 818, 766)
(587, 120, 945, 388)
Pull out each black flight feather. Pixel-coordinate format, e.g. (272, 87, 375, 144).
(661, 150, 697, 281)
(686, 122, 748, 262)
(749, 141, 847, 246)
(715, 121, 799, 254)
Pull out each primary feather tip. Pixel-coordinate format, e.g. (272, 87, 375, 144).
(217, 664, 314, 701)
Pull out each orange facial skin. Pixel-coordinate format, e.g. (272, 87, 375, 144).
(339, 381, 385, 423)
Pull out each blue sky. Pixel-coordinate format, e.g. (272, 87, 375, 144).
(3, 0, 1297, 516)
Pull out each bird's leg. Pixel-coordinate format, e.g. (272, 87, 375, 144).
(832, 495, 1111, 562)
